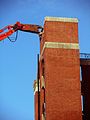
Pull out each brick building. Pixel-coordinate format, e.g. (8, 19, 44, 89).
(34, 17, 89, 120)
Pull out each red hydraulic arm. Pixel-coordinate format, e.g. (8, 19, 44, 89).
(0, 25, 15, 41)
(0, 22, 43, 41)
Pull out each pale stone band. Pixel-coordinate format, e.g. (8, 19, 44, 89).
(45, 17, 78, 23)
(34, 80, 41, 95)
(40, 42, 79, 58)
(34, 81, 38, 95)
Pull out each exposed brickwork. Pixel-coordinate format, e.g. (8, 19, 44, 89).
(44, 49, 82, 120)
(44, 21, 78, 43)
(40, 17, 82, 120)
(39, 58, 45, 120)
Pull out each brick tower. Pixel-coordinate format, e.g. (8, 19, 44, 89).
(34, 17, 82, 120)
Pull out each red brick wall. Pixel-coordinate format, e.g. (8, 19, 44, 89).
(40, 57, 45, 119)
(44, 21, 78, 43)
(40, 17, 82, 120)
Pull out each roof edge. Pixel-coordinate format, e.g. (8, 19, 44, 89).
(45, 16, 78, 23)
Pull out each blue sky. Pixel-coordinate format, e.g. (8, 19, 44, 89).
(0, 0, 90, 120)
